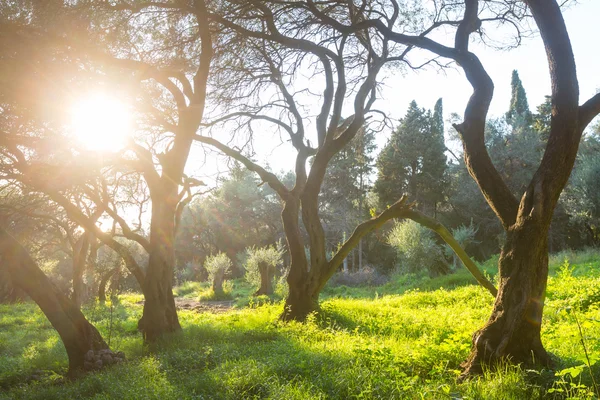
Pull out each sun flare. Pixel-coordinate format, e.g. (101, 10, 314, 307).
(70, 94, 132, 151)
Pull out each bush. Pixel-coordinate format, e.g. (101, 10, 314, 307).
(445, 222, 478, 270)
(329, 266, 388, 287)
(387, 220, 448, 276)
(204, 253, 232, 295)
(244, 245, 284, 296)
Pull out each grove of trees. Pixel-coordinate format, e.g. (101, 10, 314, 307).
(0, 0, 599, 381)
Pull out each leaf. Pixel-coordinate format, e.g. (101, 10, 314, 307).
(556, 364, 585, 378)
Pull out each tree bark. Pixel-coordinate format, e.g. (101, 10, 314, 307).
(212, 267, 225, 296)
(281, 281, 320, 321)
(87, 237, 99, 302)
(457, 0, 588, 375)
(254, 261, 274, 296)
(72, 232, 90, 309)
(0, 226, 110, 377)
(461, 220, 551, 375)
(98, 266, 119, 304)
(280, 197, 319, 321)
(138, 198, 181, 342)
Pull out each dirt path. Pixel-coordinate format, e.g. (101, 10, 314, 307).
(136, 298, 235, 313)
(175, 298, 234, 313)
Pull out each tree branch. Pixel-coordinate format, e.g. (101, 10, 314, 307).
(321, 196, 412, 291)
(84, 188, 152, 253)
(402, 209, 497, 297)
(322, 196, 497, 297)
(193, 134, 290, 198)
(579, 92, 600, 130)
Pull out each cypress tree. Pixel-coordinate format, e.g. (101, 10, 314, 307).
(506, 70, 532, 128)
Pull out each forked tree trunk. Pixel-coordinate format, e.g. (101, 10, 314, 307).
(138, 200, 181, 342)
(461, 220, 551, 375)
(279, 197, 320, 321)
(455, 0, 596, 375)
(282, 280, 320, 321)
(0, 226, 110, 377)
(254, 261, 274, 296)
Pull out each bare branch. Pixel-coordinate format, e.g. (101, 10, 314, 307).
(193, 134, 289, 197)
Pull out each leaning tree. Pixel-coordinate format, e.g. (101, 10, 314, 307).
(309, 0, 600, 374)
(1, 0, 217, 342)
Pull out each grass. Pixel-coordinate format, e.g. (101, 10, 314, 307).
(0, 252, 599, 399)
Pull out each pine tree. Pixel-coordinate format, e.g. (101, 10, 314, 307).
(533, 95, 552, 140)
(422, 98, 447, 214)
(321, 127, 376, 267)
(374, 100, 447, 213)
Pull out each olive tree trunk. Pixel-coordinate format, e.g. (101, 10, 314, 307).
(462, 220, 551, 374)
(0, 226, 112, 377)
(254, 261, 274, 296)
(98, 266, 119, 304)
(72, 232, 90, 309)
(212, 267, 226, 296)
(137, 198, 181, 342)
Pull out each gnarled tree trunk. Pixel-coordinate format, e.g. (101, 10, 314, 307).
(138, 198, 181, 342)
(280, 197, 320, 321)
(212, 267, 226, 295)
(462, 220, 551, 375)
(454, 0, 600, 376)
(254, 261, 274, 296)
(0, 226, 112, 377)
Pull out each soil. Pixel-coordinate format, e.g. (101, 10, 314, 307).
(135, 298, 235, 313)
(175, 298, 234, 313)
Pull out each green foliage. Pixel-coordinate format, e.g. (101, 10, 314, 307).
(451, 223, 478, 247)
(173, 281, 203, 298)
(197, 281, 234, 301)
(563, 143, 600, 246)
(387, 220, 448, 276)
(374, 100, 447, 212)
(533, 95, 552, 140)
(2, 250, 600, 399)
(175, 164, 284, 278)
(506, 70, 532, 128)
(204, 252, 232, 283)
(243, 245, 284, 289)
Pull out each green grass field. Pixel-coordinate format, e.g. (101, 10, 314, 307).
(1, 252, 599, 399)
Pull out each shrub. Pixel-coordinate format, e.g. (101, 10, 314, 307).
(329, 266, 388, 287)
(445, 222, 478, 270)
(204, 253, 232, 295)
(387, 220, 448, 276)
(244, 245, 284, 296)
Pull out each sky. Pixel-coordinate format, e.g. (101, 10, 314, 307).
(188, 0, 600, 184)
(383, 0, 600, 122)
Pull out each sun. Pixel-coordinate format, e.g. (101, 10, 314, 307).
(70, 93, 132, 151)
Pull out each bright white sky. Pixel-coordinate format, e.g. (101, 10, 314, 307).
(188, 0, 600, 184)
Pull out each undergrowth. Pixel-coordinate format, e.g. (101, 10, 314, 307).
(0, 252, 598, 399)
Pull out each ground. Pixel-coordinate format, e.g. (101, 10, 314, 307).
(137, 298, 235, 313)
(0, 250, 599, 399)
